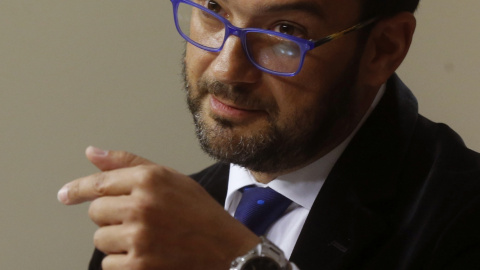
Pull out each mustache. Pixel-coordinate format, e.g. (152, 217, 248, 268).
(182, 59, 278, 114)
(196, 80, 277, 112)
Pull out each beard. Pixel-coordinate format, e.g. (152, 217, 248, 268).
(182, 55, 362, 174)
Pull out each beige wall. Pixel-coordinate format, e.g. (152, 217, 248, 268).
(0, 1, 478, 269)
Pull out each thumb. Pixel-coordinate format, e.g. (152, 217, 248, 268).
(85, 146, 154, 171)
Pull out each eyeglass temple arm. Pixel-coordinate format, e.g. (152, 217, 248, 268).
(312, 17, 378, 47)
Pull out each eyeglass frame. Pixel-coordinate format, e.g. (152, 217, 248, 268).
(171, 0, 377, 77)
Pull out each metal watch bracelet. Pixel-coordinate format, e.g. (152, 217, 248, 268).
(230, 236, 291, 270)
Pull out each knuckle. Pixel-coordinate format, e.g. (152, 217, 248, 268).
(92, 230, 101, 248)
(88, 200, 103, 224)
(92, 173, 108, 196)
(134, 165, 161, 187)
(128, 258, 148, 270)
(119, 151, 134, 163)
(87, 202, 97, 219)
(123, 226, 137, 248)
(123, 227, 167, 270)
(129, 249, 163, 270)
(130, 227, 147, 248)
(132, 164, 176, 190)
(132, 197, 156, 216)
(125, 226, 151, 255)
(123, 197, 156, 222)
(119, 151, 145, 167)
(92, 229, 105, 251)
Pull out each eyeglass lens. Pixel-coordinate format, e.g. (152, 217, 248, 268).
(177, 2, 226, 49)
(176, 1, 304, 74)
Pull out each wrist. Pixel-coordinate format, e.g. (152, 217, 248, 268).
(230, 236, 291, 270)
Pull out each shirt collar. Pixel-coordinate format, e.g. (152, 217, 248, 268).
(226, 84, 386, 210)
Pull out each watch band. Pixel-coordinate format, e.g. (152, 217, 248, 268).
(230, 236, 291, 270)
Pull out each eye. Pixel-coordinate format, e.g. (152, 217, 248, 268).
(207, 1, 222, 13)
(272, 22, 307, 38)
(201, 0, 229, 18)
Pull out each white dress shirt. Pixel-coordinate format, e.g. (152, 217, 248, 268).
(224, 84, 386, 265)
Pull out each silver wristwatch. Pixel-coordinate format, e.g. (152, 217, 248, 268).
(230, 237, 291, 270)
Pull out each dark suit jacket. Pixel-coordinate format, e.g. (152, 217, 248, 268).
(89, 75, 480, 269)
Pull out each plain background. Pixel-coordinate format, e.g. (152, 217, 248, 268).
(0, 0, 479, 269)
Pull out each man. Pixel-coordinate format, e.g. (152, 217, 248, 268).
(58, 0, 480, 269)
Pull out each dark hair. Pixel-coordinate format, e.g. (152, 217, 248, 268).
(362, 0, 420, 18)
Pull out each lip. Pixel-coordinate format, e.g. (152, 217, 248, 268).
(209, 96, 266, 121)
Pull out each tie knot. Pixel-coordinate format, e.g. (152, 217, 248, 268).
(235, 186, 292, 236)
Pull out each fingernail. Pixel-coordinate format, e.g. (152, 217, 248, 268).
(88, 146, 109, 157)
(57, 186, 69, 204)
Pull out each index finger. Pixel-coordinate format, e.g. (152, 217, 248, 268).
(57, 167, 135, 205)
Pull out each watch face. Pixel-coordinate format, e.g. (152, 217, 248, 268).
(241, 257, 281, 270)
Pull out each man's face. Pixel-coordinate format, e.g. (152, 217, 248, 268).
(183, 0, 370, 174)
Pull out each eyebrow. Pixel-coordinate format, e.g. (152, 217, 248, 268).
(258, 2, 325, 18)
(219, 0, 325, 18)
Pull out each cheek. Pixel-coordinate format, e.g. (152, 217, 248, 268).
(268, 82, 325, 128)
(185, 44, 214, 82)
(296, 38, 359, 86)
(266, 68, 349, 132)
(267, 73, 331, 115)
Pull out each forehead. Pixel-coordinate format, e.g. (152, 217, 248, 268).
(220, 0, 362, 23)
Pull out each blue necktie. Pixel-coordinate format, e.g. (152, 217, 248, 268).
(234, 186, 292, 236)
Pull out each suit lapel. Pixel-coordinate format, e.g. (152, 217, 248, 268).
(290, 75, 419, 269)
(190, 162, 230, 205)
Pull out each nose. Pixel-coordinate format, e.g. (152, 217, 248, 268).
(209, 35, 262, 84)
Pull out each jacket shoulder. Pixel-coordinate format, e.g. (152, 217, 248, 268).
(190, 162, 230, 185)
(190, 162, 230, 205)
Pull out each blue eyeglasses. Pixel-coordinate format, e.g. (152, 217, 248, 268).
(171, 0, 376, 77)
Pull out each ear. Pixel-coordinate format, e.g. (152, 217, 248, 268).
(360, 12, 416, 87)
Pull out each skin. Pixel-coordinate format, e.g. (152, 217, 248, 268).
(187, 0, 369, 182)
(58, 0, 416, 269)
